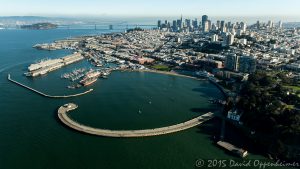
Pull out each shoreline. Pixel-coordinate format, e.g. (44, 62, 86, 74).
(128, 69, 201, 80)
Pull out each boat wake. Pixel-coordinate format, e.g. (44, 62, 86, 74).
(0, 61, 30, 73)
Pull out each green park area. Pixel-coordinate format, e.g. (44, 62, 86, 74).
(151, 64, 171, 71)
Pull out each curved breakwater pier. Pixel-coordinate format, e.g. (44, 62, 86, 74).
(7, 74, 93, 98)
(58, 103, 215, 138)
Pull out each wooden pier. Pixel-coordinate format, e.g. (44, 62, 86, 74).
(7, 74, 93, 98)
(58, 103, 215, 138)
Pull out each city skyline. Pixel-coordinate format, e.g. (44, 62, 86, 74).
(1, 0, 300, 18)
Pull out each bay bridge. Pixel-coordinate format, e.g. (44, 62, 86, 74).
(57, 23, 157, 31)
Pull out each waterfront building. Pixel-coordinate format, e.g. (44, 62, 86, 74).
(227, 109, 241, 122)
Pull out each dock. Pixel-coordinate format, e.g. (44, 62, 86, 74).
(58, 103, 215, 138)
(8, 74, 93, 98)
(217, 141, 248, 158)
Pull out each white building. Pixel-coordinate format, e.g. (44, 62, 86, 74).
(227, 109, 241, 121)
(211, 34, 218, 42)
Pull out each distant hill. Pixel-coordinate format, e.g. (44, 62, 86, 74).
(0, 16, 50, 20)
(0, 16, 77, 27)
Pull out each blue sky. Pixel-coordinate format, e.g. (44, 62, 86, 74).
(0, 0, 300, 17)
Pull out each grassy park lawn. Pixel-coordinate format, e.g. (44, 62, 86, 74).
(151, 64, 171, 71)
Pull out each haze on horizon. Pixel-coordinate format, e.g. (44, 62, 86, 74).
(1, 0, 300, 19)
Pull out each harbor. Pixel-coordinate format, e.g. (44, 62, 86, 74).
(58, 103, 215, 137)
(0, 16, 284, 169)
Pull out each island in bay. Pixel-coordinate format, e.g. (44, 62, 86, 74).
(20, 22, 57, 30)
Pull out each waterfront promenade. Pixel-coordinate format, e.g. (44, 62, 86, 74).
(8, 74, 93, 98)
(58, 103, 215, 137)
(130, 69, 201, 80)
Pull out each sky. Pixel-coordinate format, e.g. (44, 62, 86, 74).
(0, 0, 300, 18)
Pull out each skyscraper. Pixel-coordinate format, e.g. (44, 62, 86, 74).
(185, 19, 191, 28)
(203, 20, 210, 32)
(217, 20, 221, 29)
(268, 20, 274, 28)
(177, 19, 182, 29)
(278, 21, 283, 28)
(256, 20, 260, 29)
(172, 20, 177, 31)
(220, 20, 225, 29)
(157, 20, 161, 28)
(180, 15, 183, 28)
(193, 19, 198, 28)
(227, 33, 235, 45)
(240, 22, 247, 32)
(202, 15, 208, 28)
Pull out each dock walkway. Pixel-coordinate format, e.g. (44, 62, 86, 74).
(8, 74, 93, 98)
(58, 103, 215, 137)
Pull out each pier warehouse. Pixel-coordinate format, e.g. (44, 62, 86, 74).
(27, 53, 84, 77)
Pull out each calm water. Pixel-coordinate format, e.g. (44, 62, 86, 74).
(0, 29, 276, 169)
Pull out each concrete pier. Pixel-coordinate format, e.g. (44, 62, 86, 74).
(8, 74, 93, 98)
(217, 141, 248, 158)
(58, 103, 215, 138)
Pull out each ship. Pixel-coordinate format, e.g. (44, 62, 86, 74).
(80, 70, 101, 86)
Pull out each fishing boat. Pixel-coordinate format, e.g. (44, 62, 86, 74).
(80, 70, 101, 86)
